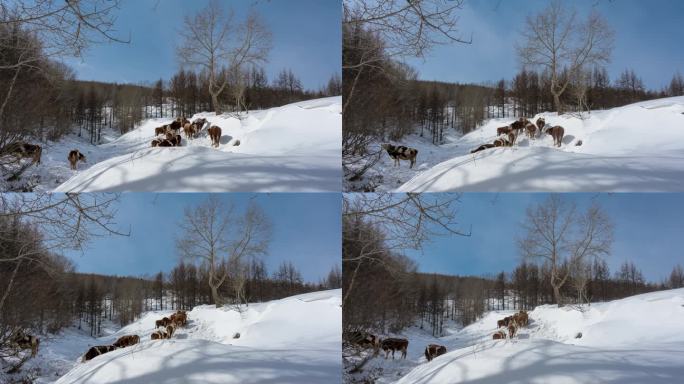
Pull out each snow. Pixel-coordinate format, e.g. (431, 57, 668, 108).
(5, 290, 341, 383)
(14, 97, 341, 192)
(369, 288, 684, 383)
(361, 97, 684, 192)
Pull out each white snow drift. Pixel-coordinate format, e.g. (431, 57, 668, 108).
(379, 97, 684, 192)
(52, 290, 341, 384)
(48, 97, 341, 192)
(393, 289, 684, 384)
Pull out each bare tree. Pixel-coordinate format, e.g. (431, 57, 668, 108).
(178, 1, 271, 114)
(570, 259, 592, 304)
(0, 193, 126, 315)
(342, 193, 469, 306)
(228, 11, 271, 113)
(519, 195, 613, 306)
(176, 197, 271, 308)
(343, 0, 468, 58)
(0, 0, 127, 153)
(517, 0, 613, 114)
(342, 0, 469, 114)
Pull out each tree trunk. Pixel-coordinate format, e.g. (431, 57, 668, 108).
(552, 284, 563, 307)
(211, 92, 221, 115)
(553, 92, 562, 114)
(210, 284, 224, 308)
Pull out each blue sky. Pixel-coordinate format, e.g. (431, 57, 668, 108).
(66, 0, 341, 90)
(64, 193, 341, 283)
(406, 0, 684, 90)
(406, 193, 684, 283)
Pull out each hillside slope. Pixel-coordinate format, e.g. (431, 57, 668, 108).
(51, 290, 341, 384)
(32, 97, 340, 192)
(394, 289, 684, 384)
(367, 97, 684, 192)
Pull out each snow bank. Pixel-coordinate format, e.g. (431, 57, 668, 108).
(54, 289, 341, 383)
(395, 96, 684, 192)
(51, 97, 341, 192)
(395, 288, 684, 383)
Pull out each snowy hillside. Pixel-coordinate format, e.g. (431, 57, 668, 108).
(8, 290, 341, 384)
(18, 97, 341, 192)
(364, 97, 684, 192)
(367, 289, 684, 384)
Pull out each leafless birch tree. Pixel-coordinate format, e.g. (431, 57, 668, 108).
(518, 195, 613, 306)
(517, 0, 614, 114)
(176, 197, 271, 308)
(178, 1, 271, 114)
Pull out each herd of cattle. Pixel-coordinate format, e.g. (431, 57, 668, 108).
(348, 331, 447, 363)
(11, 311, 189, 363)
(492, 310, 529, 340)
(3, 116, 226, 173)
(381, 116, 567, 168)
(150, 117, 223, 149)
(81, 310, 188, 362)
(348, 311, 532, 364)
(471, 117, 565, 154)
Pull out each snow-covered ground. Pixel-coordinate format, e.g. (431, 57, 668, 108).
(348, 289, 684, 383)
(10, 97, 341, 192)
(5, 290, 341, 384)
(356, 97, 684, 192)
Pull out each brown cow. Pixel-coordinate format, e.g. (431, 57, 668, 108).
(82, 345, 118, 362)
(545, 126, 565, 147)
(155, 126, 167, 136)
(536, 117, 546, 132)
(68, 150, 86, 170)
(470, 143, 496, 154)
(511, 117, 529, 132)
(492, 330, 506, 340)
(192, 118, 208, 131)
(208, 126, 222, 148)
(496, 126, 512, 136)
(525, 122, 537, 139)
(381, 143, 418, 168)
(9, 143, 42, 165)
(113, 335, 140, 348)
(184, 123, 196, 140)
(168, 119, 182, 133)
(175, 312, 187, 326)
(155, 317, 172, 328)
(508, 321, 518, 338)
(493, 137, 507, 147)
(348, 331, 380, 349)
(516, 311, 529, 326)
(166, 324, 176, 338)
(424, 344, 447, 362)
(381, 337, 409, 359)
(497, 319, 506, 328)
(14, 332, 40, 358)
(151, 330, 168, 340)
